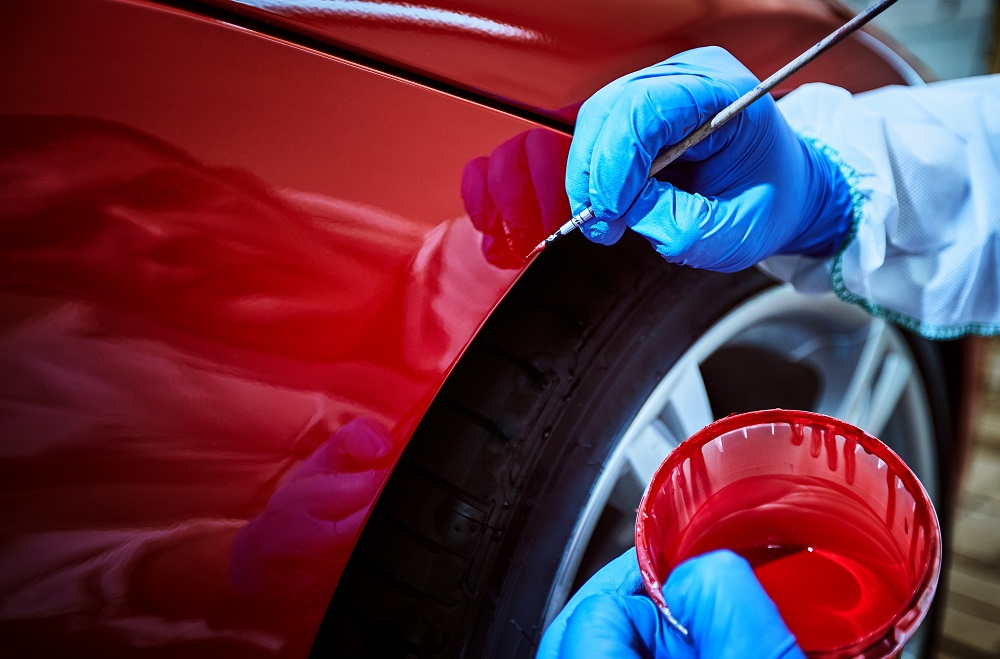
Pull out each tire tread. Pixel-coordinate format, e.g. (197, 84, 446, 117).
(326, 235, 641, 657)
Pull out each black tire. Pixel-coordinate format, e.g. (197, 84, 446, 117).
(320, 231, 954, 658)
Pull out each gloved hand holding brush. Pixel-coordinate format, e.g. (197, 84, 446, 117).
(565, 46, 853, 273)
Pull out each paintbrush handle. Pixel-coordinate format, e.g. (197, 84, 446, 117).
(649, 0, 899, 175)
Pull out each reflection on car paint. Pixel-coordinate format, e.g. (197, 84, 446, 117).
(221, 0, 923, 126)
(0, 114, 535, 655)
(462, 128, 572, 267)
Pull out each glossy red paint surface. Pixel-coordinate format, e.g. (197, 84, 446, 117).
(0, 0, 568, 655)
(215, 0, 915, 122)
(0, 0, 919, 657)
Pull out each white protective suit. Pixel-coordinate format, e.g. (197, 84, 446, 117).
(762, 75, 1000, 339)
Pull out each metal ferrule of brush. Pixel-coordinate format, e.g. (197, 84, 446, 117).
(558, 207, 595, 238)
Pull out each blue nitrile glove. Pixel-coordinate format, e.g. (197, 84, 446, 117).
(566, 46, 853, 272)
(537, 549, 804, 659)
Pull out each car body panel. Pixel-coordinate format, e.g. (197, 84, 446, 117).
(0, 0, 561, 655)
(0, 0, 918, 657)
(213, 0, 916, 122)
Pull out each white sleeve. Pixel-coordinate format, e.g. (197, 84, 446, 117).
(761, 75, 1000, 339)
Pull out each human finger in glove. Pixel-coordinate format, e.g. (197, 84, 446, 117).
(537, 549, 804, 659)
(566, 46, 853, 272)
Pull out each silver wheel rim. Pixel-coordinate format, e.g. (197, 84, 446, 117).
(543, 285, 937, 655)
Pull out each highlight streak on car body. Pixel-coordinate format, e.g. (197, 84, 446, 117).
(237, 0, 546, 42)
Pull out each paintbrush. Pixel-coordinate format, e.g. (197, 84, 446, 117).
(529, 0, 900, 259)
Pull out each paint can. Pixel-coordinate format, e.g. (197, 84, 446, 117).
(635, 409, 940, 658)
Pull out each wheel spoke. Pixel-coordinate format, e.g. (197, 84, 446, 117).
(833, 320, 910, 435)
(834, 322, 884, 427)
(622, 360, 712, 490)
(624, 420, 678, 489)
(662, 359, 715, 440)
(863, 351, 912, 437)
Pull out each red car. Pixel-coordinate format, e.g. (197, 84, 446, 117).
(0, 1, 970, 657)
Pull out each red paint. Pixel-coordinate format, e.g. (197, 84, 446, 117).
(752, 545, 905, 652)
(671, 475, 910, 652)
(636, 410, 941, 657)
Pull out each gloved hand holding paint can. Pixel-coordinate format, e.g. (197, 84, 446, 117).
(540, 410, 939, 658)
(634, 409, 940, 658)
